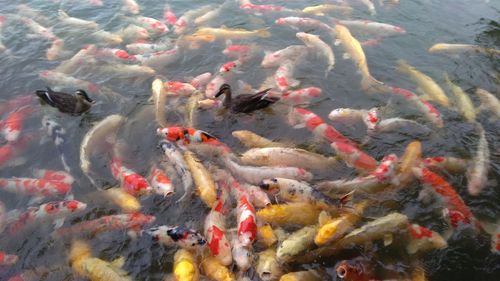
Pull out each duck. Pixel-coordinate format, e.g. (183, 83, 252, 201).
(35, 87, 94, 114)
(214, 84, 279, 114)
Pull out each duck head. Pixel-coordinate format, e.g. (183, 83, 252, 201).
(215, 83, 232, 98)
(75, 90, 95, 104)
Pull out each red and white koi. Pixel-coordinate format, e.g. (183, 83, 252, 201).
(93, 47, 133, 62)
(33, 169, 74, 185)
(467, 124, 490, 196)
(335, 19, 405, 36)
(223, 44, 254, 61)
(267, 87, 321, 106)
(222, 155, 312, 185)
(20, 17, 56, 41)
(423, 156, 468, 174)
(0, 106, 33, 142)
(275, 60, 300, 91)
(0, 95, 33, 117)
(174, 5, 216, 35)
(0, 251, 18, 266)
(219, 60, 243, 74)
(54, 212, 155, 238)
(136, 16, 169, 34)
(5, 200, 87, 236)
(204, 192, 232, 266)
(110, 157, 152, 197)
(229, 179, 257, 247)
(413, 167, 478, 228)
(148, 225, 206, 250)
(164, 81, 197, 96)
(119, 24, 149, 42)
(126, 41, 173, 55)
(388, 86, 443, 128)
(190, 72, 212, 90)
(123, 0, 140, 15)
(133, 48, 178, 68)
(158, 141, 193, 202)
(0, 134, 32, 169)
(261, 45, 308, 68)
(406, 224, 447, 255)
(0, 177, 71, 198)
(331, 141, 378, 173)
(157, 127, 226, 149)
(39, 70, 98, 94)
(328, 107, 379, 130)
(163, 5, 177, 25)
(240, 0, 285, 14)
(205, 74, 227, 98)
(149, 166, 174, 197)
(275, 17, 330, 31)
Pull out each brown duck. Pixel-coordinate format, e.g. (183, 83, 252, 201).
(35, 87, 94, 114)
(214, 84, 279, 114)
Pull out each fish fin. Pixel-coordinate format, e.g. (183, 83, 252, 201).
(53, 218, 65, 229)
(257, 28, 271, 38)
(342, 53, 351, 60)
(360, 75, 385, 93)
(383, 233, 393, 246)
(111, 256, 126, 268)
(318, 211, 332, 226)
(58, 9, 69, 19)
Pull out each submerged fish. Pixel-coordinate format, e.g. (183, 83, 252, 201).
(193, 27, 271, 39)
(159, 141, 193, 203)
(476, 88, 500, 119)
(429, 43, 500, 56)
(443, 73, 475, 121)
(296, 32, 335, 75)
(466, 124, 490, 196)
(148, 225, 206, 250)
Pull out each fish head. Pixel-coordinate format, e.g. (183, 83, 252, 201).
(336, 259, 372, 281)
(167, 226, 206, 249)
(63, 200, 87, 212)
(157, 127, 184, 142)
(75, 90, 94, 104)
(259, 178, 280, 193)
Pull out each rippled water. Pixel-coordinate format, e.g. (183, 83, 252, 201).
(0, 0, 499, 280)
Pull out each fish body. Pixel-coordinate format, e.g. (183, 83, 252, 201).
(69, 240, 132, 281)
(6, 200, 87, 235)
(126, 41, 172, 55)
(119, 24, 149, 42)
(0, 177, 71, 198)
(184, 151, 217, 207)
(201, 255, 235, 281)
(275, 17, 330, 31)
(336, 19, 406, 35)
(256, 248, 283, 281)
(39, 70, 98, 93)
(20, 17, 56, 41)
(104, 188, 141, 213)
(223, 44, 253, 60)
(406, 224, 447, 255)
(149, 166, 174, 197)
(444, 73, 475, 121)
(148, 225, 206, 250)
(244, 184, 271, 208)
(92, 48, 133, 62)
(135, 16, 168, 34)
(123, 0, 140, 14)
(275, 60, 300, 91)
(1, 106, 32, 142)
(223, 156, 312, 185)
(0, 134, 32, 169)
(412, 167, 476, 228)
(231, 235, 252, 272)
(276, 226, 317, 263)
(157, 127, 224, 148)
(231, 130, 289, 148)
(334, 24, 383, 91)
(240, 147, 338, 172)
(315, 201, 368, 246)
(369, 117, 431, 135)
(235, 194, 257, 247)
(164, 80, 197, 96)
(397, 60, 449, 106)
(58, 10, 98, 29)
(0, 95, 33, 117)
(476, 88, 500, 118)
(159, 141, 193, 203)
(91, 30, 123, 45)
(219, 59, 243, 74)
(396, 141, 422, 186)
(46, 39, 66, 60)
(467, 124, 490, 196)
(296, 32, 335, 74)
(267, 87, 321, 105)
(429, 43, 500, 56)
(193, 27, 271, 39)
(262, 45, 308, 68)
(98, 63, 156, 77)
(55, 213, 155, 238)
(190, 72, 212, 90)
(257, 202, 322, 226)
(174, 5, 216, 35)
(303, 4, 353, 15)
(152, 78, 167, 127)
(204, 197, 232, 266)
(54, 45, 96, 74)
(163, 5, 177, 25)
(423, 156, 468, 173)
(388, 87, 443, 127)
(0, 251, 18, 266)
(328, 107, 379, 130)
(110, 157, 152, 196)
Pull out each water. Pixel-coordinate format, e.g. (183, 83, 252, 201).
(0, 0, 499, 280)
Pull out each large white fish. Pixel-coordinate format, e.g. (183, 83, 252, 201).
(476, 88, 500, 119)
(159, 141, 193, 203)
(261, 45, 308, 68)
(467, 123, 490, 196)
(58, 10, 98, 29)
(335, 19, 406, 36)
(296, 32, 335, 75)
(429, 43, 500, 56)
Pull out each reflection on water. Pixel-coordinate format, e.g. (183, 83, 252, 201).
(0, 0, 499, 280)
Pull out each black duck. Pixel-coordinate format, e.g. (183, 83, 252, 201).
(214, 84, 278, 114)
(35, 87, 94, 114)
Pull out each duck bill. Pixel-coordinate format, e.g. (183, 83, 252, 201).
(214, 89, 225, 98)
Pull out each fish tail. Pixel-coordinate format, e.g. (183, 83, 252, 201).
(360, 75, 386, 94)
(257, 28, 271, 38)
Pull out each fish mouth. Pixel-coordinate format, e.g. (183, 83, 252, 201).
(259, 181, 270, 190)
(336, 265, 348, 278)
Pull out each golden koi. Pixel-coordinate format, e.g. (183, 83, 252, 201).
(302, 4, 353, 15)
(443, 73, 475, 121)
(193, 27, 271, 39)
(173, 249, 199, 281)
(152, 78, 167, 127)
(184, 151, 217, 208)
(232, 130, 291, 148)
(257, 203, 323, 226)
(276, 226, 317, 263)
(256, 248, 283, 281)
(429, 43, 500, 56)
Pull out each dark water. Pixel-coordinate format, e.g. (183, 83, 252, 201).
(0, 0, 499, 280)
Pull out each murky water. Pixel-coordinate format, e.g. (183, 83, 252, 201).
(0, 0, 499, 280)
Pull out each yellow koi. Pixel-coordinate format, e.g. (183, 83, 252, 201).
(173, 249, 199, 281)
(193, 27, 271, 39)
(201, 256, 235, 281)
(256, 202, 323, 226)
(444, 73, 475, 121)
(184, 151, 217, 208)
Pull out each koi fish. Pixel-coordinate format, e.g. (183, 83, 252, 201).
(126, 41, 173, 55)
(39, 70, 98, 94)
(302, 4, 354, 15)
(275, 60, 300, 91)
(396, 141, 422, 186)
(148, 225, 206, 250)
(0, 251, 18, 266)
(157, 127, 226, 149)
(335, 19, 406, 36)
(334, 24, 384, 92)
(235, 191, 257, 247)
(184, 151, 217, 207)
(174, 5, 216, 35)
(0, 134, 32, 169)
(205, 74, 227, 98)
(33, 169, 74, 185)
(397, 60, 449, 107)
(118, 24, 149, 42)
(232, 130, 290, 149)
(204, 193, 232, 266)
(256, 248, 283, 281)
(46, 39, 67, 61)
(328, 107, 379, 130)
(1, 105, 32, 142)
(231, 234, 253, 272)
(110, 157, 152, 197)
(163, 5, 177, 25)
(159, 141, 193, 203)
(20, 17, 56, 41)
(164, 80, 197, 96)
(219, 59, 243, 74)
(149, 166, 174, 197)
(5, 200, 87, 235)
(0, 95, 33, 117)
(54, 212, 155, 238)
(0, 177, 71, 198)
(275, 17, 330, 31)
(443, 73, 475, 121)
(103, 188, 141, 213)
(388, 86, 443, 128)
(476, 88, 500, 119)
(173, 249, 199, 281)
(91, 30, 123, 45)
(257, 202, 323, 226)
(277, 226, 318, 263)
(262, 45, 308, 68)
(412, 167, 477, 228)
(190, 72, 212, 90)
(368, 117, 431, 135)
(336, 258, 376, 281)
(123, 0, 140, 14)
(467, 124, 490, 196)
(58, 10, 98, 29)
(296, 32, 335, 74)
(240, 0, 286, 14)
(135, 16, 169, 34)
(280, 270, 326, 281)
(92, 47, 133, 62)
(266, 87, 321, 105)
(201, 255, 235, 281)
(429, 43, 500, 56)
(406, 224, 447, 255)
(193, 27, 271, 39)
(423, 156, 468, 174)
(223, 44, 254, 61)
